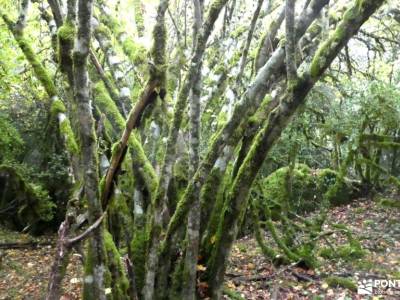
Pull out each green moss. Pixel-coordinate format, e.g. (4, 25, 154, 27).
(262, 164, 318, 215)
(265, 219, 301, 263)
(316, 169, 351, 206)
(93, 83, 157, 198)
(123, 39, 147, 66)
(83, 235, 112, 300)
(59, 118, 79, 155)
(94, 24, 112, 38)
(309, 0, 377, 79)
(128, 132, 158, 197)
(316, 169, 338, 192)
(319, 244, 365, 260)
(2, 15, 57, 97)
(108, 190, 132, 247)
(322, 178, 351, 206)
(83, 242, 95, 299)
(103, 231, 129, 299)
(200, 167, 230, 257)
(168, 257, 184, 298)
(223, 287, 246, 300)
(58, 21, 75, 42)
(310, 14, 349, 79)
(133, 0, 145, 36)
(325, 276, 357, 291)
(130, 229, 148, 293)
(248, 95, 272, 126)
(50, 99, 67, 116)
(94, 82, 125, 128)
(230, 25, 247, 39)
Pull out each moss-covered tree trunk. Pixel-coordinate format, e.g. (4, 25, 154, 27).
(203, 1, 385, 297)
(71, 1, 108, 299)
(183, 0, 203, 297)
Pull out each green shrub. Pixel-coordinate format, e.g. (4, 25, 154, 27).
(378, 197, 400, 209)
(0, 116, 24, 162)
(0, 164, 55, 229)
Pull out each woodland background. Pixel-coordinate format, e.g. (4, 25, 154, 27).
(0, 0, 399, 299)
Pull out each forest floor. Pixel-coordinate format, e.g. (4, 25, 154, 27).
(0, 197, 399, 299)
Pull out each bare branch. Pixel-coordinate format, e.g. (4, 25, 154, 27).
(285, 0, 297, 81)
(67, 212, 106, 245)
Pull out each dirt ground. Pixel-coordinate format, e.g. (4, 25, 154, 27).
(0, 198, 399, 299)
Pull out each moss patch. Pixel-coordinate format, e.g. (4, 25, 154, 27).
(324, 276, 357, 291)
(59, 118, 79, 155)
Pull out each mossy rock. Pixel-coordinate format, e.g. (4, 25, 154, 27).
(262, 164, 319, 216)
(316, 169, 352, 206)
(261, 165, 353, 217)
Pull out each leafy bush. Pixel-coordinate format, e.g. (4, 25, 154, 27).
(0, 115, 24, 162)
(0, 163, 55, 230)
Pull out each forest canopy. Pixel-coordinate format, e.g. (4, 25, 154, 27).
(0, 0, 399, 299)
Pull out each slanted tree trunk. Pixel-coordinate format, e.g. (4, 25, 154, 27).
(205, 1, 385, 297)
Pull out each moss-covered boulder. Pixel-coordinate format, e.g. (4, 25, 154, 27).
(261, 164, 352, 216)
(262, 164, 318, 215)
(317, 169, 352, 206)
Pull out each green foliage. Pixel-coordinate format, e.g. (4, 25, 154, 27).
(0, 116, 24, 162)
(0, 164, 55, 229)
(377, 197, 400, 209)
(2, 16, 57, 97)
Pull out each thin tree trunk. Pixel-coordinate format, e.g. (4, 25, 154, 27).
(72, 1, 107, 299)
(183, 0, 203, 296)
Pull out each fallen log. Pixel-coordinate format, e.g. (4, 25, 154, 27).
(0, 241, 54, 249)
